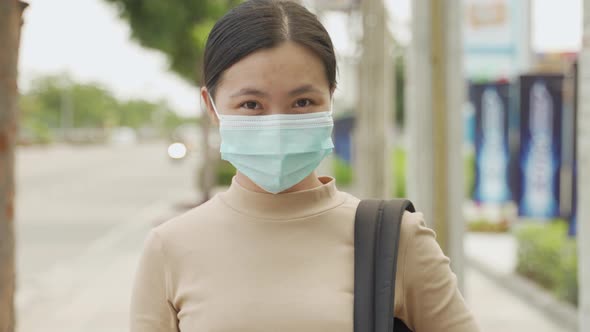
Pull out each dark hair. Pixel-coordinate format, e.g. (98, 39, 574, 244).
(203, 0, 337, 99)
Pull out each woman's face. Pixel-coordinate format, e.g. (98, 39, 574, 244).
(202, 41, 332, 121)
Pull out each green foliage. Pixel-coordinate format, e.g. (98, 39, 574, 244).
(21, 75, 118, 128)
(216, 159, 236, 186)
(118, 100, 158, 128)
(392, 147, 406, 197)
(333, 156, 353, 186)
(19, 92, 53, 144)
(19, 75, 191, 143)
(515, 221, 578, 306)
(331, 147, 407, 197)
(464, 151, 476, 198)
(104, 0, 241, 84)
(467, 219, 509, 233)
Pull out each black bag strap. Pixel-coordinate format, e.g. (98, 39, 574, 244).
(354, 199, 415, 332)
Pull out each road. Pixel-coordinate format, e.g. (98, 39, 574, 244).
(15, 142, 197, 278)
(14, 142, 199, 330)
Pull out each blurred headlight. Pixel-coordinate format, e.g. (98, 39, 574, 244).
(168, 142, 187, 159)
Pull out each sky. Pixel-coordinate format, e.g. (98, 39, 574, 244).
(18, 0, 583, 117)
(531, 0, 582, 52)
(19, 0, 199, 116)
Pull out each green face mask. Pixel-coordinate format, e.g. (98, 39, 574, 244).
(209, 95, 334, 194)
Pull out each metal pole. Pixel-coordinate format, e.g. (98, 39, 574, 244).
(407, 0, 465, 291)
(443, 0, 466, 292)
(577, 2, 590, 328)
(60, 87, 74, 141)
(355, 0, 393, 199)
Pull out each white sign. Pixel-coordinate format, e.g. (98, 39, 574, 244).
(463, 0, 531, 79)
(306, 0, 358, 11)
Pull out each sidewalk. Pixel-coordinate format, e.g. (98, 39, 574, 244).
(466, 268, 567, 332)
(465, 232, 579, 332)
(15, 201, 579, 331)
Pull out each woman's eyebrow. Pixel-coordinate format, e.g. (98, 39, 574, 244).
(288, 84, 322, 96)
(230, 88, 268, 98)
(230, 85, 322, 98)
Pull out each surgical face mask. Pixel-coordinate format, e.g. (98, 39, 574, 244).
(208, 94, 334, 194)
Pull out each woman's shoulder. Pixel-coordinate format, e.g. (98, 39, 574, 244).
(397, 209, 452, 296)
(146, 196, 225, 251)
(398, 210, 443, 268)
(400, 210, 431, 242)
(396, 211, 480, 331)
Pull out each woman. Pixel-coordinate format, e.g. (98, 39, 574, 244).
(130, 1, 480, 331)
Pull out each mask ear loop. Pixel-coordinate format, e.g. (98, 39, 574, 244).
(328, 98, 334, 116)
(207, 92, 223, 120)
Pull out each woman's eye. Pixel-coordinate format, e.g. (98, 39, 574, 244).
(294, 99, 313, 108)
(241, 101, 261, 110)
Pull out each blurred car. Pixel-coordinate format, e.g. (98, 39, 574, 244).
(166, 124, 221, 162)
(167, 124, 200, 162)
(109, 126, 138, 146)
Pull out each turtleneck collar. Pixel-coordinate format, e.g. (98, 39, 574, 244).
(217, 176, 346, 221)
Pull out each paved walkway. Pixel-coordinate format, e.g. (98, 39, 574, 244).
(15, 203, 578, 331)
(465, 265, 570, 332)
(465, 232, 578, 332)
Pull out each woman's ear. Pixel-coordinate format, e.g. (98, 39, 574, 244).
(200, 87, 219, 126)
(330, 83, 337, 96)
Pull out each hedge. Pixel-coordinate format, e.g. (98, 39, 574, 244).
(515, 221, 578, 306)
(216, 159, 236, 186)
(332, 147, 406, 197)
(333, 156, 353, 186)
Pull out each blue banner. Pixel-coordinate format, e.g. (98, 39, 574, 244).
(470, 82, 512, 204)
(333, 115, 354, 165)
(517, 74, 564, 219)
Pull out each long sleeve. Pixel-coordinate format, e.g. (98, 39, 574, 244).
(399, 212, 480, 332)
(130, 230, 179, 332)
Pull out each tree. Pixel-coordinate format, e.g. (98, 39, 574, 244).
(18, 74, 191, 144)
(19, 75, 118, 133)
(104, 0, 240, 201)
(0, 1, 27, 330)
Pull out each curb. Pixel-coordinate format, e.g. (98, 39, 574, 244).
(466, 255, 578, 332)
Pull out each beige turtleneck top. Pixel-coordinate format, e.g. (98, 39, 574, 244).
(130, 176, 480, 332)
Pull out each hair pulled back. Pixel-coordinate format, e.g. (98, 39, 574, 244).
(203, 0, 337, 98)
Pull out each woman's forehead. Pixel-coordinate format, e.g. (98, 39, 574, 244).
(217, 42, 330, 95)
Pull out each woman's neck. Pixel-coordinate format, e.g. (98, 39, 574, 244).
(235, 171, 324, 194)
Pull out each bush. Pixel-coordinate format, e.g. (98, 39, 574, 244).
(333, 156, 353, 186)
(216, 160, 236, 186)
(332, 148, 407, 197)
(392, 147, 406, 197)
(515, 221, 578, 306)
(467, 219, 509, 233)
(18, 121, 53, 145)
(464, 151, 475, 198)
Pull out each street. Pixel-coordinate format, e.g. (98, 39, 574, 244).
(15, 142, 199, 331)
(15, 142, 198, 278)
